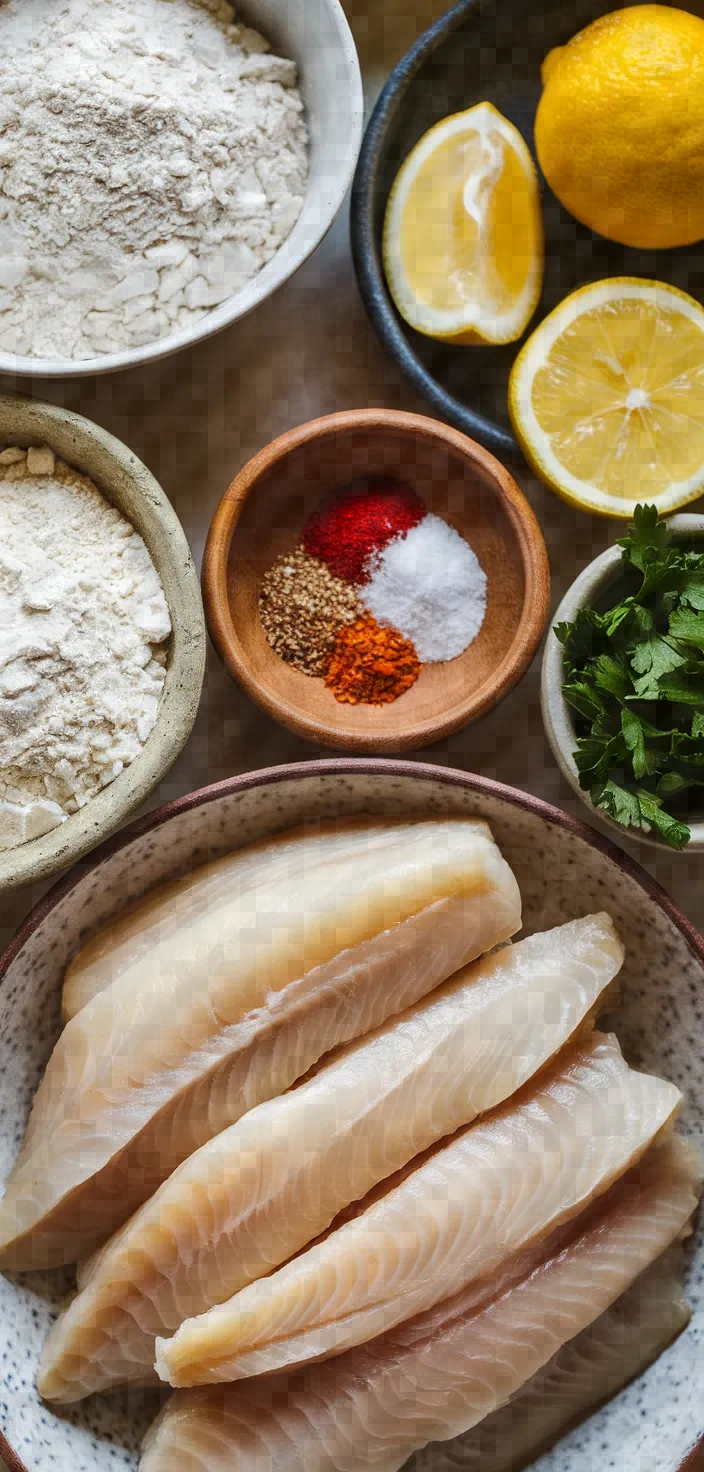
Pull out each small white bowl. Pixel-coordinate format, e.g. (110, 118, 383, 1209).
(542, 514, 704, 853)
(0, 0, 363, 380)
(0, 395, 206, 891)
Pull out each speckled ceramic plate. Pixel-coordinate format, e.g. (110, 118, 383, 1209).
(0, 760, 702, 1472)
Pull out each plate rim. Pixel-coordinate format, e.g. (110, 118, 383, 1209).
(0, 1428, 30, 1472)
(2, 758, 703, 984)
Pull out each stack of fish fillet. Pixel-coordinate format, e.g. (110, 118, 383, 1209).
(0, 817, 697, 1472)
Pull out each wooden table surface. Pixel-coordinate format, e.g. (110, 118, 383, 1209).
(2, 0, 703, 950)
(0, 4, 701, 1469)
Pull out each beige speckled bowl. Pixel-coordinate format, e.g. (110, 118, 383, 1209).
(541, 514, 704, 854)
(0, 760, 701, 1470)
(0, 395, 206, 891)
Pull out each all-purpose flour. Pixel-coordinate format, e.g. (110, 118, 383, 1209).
(0, 448, 172, 852)
(0, 0, 308, 359)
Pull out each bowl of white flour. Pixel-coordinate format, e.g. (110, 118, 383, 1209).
(0, 396, 206, 890)
(0, 0, 363, 375)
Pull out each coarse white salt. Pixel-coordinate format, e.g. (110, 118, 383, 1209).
(363, 514, 487, 662)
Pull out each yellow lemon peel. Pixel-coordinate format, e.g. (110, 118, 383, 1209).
(509, 278, 704, 519)
(535, 5, 704, 250)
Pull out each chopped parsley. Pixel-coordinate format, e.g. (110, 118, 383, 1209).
(556, 505, 704, 849)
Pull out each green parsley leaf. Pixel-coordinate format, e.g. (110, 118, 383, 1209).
(635, 791, 690, 849)
(617, 506, 684, 600)
(574, 732, 627, 789)
(602, 600, 634, 638)
(658, 771, 694, 796)
(558, 506, 704, 848)
(593, 653, 632, 700)
(629, 636, 687, 698)
(628, 602, 655, 637)
(620, 709, 657, 780)
(668, 606, 704, 649)
(657, 672, 704, 706)
(668, 729, 704, 765)
(617, 505, 669, 573)
(591, 779, 642, 830)
(592, 781, 691, 848)
(630, 635, 686, 678)
(554, 608, 609, 663)
(677, 570, 704, 611)
(562, 681, 606, 723)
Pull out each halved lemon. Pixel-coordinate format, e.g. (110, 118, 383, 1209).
(509, 278, 704, 518)
(382, 102, 543, 345)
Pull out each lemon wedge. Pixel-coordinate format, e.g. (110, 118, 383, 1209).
(383, 102, 543, 345)
(509, 278, 704, 518)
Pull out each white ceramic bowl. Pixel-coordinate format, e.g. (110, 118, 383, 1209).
(0, 0, 363, 380)
(0, 394, 206, 891)
(0, 759, 702, 1472)
(542, 515, 704, 854)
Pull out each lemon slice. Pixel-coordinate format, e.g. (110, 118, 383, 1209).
(383, 102, 543, 345)
(509, 278, 704, 518)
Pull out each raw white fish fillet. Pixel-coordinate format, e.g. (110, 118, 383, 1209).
(409, 1244, 690, 1472)
(155, 1030, 680, 1387)
(38, 914, 623, 1403)
(62, 825, 361, 1022)
(140, 1136, 701, 1472)
(0, 819, 520, 1271)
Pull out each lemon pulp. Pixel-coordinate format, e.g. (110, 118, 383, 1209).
(384, 103, 543, 345)
(509, 280, 704, 517)
(398, 132, 536, 315)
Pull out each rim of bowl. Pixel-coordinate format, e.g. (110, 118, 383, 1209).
(1, 758, 702, 1472)
(0, 394, 206, 890)
(541, 514, 704, 853)
(3, 757, 703, 979)
(0, 1430, 29, 1472)
(349, 0, 520, 461)
(0, 0, 363, 380)
(200, 408, 551, 751)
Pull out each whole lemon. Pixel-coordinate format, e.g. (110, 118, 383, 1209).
(534, 5, 704, 249)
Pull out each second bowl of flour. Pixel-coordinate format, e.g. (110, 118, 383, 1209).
(0, 0, 362, 376)
(0, 396, 205, 890)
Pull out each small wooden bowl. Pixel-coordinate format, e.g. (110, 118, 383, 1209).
(202, 409, 550, 751)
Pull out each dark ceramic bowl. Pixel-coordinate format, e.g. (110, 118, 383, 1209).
(350, 0, 704, 460)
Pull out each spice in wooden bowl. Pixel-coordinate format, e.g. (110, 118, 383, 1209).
(302, 479, 424, 584)
(324, 613, 421, 704)
(201, 408, 551, 752)
(258, 548, 359, 677)
(258, 477, 489, 705)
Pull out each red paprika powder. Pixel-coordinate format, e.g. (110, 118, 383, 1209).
(302, 479, 425, 585)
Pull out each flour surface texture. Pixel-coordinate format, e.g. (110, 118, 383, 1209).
(0, 0, 308, 360)
(0, 450, 172, 852)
